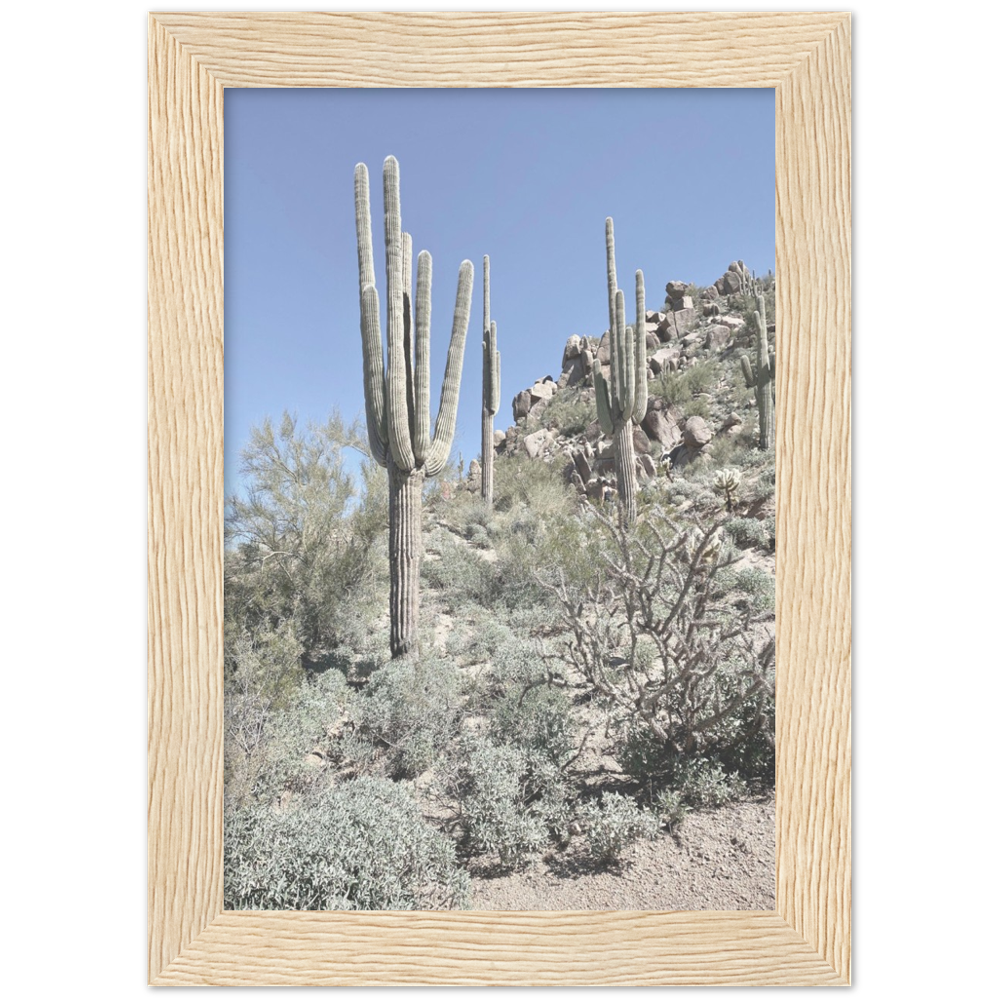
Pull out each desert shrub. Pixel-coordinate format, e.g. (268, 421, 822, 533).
(422, 532, 501, 610)
(225, 412, 382, 662)
(343, 655, 463, 778)
(671, 758, 748, 807)
(651, 789, 688, 830)
(493, 455, 574, 519)
(489, 684, 576, 769)
(683, 396, 711, 420)
(225, 630, 352, 808)
(579, 793, 658, 862)
(706, 434, 750, 472)
(544, 506, 775, 781)
(224, 777, 470, 910)
(445, 736, 573, 869)
(724, 517, 771, 548)
(731, 567, 775, 613)
(655, 370, 693, 407)
(532, 388, 594, 437)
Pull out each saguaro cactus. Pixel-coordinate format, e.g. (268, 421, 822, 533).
(740, 292, 775, 449)
(354, 156, 474, 657)
(481, 256, 500, 507)
(594, 217, 647, 525)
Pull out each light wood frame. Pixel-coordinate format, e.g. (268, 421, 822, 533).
(148, 11, 851, 987)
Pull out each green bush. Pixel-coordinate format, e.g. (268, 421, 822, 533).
(531, 387, 594, 437)
(224, 777, 470, 910)
(344, 655, 463, 778)
(489, 684, 576, 769)
(724, 516, 771, 547)
(224, 412, 381, 663)
(579, 792, 658, 862)
(448, 736, 572, 869)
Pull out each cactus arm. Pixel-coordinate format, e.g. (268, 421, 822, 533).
(354, 163, 387, 465)
(487, 320, 499, 414)
(383, 156, 415, 470)
(354, 163, 376, 295)
(605, 218, 618, 342)
(632, 269, 647, 422)
(360, 284, 388, 467)
(494, 343, 501, 416)
(483, 254, 491, 346)
(402, 231, 416, 441)
(622, 323, 636, 421)
(594, 364, 614, 436)
(741, 354, 755, 389)
(412, 250, 432, 464)
(425, 259, 474, 477)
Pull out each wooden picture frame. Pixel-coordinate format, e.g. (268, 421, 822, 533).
(148, 11, 851, 986)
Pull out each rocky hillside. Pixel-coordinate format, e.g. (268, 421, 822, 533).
(469, 260, 775, 508)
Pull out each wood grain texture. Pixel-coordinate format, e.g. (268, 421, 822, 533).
(148, 10, 851, 987)
(150, 10, 848, 89)
(147, 12, 224, 983)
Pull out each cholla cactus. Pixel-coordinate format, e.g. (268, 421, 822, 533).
(740, 292, 775, 449)
(594, 217, 647, 525)
(355, 156, 474, 657)
(713, 467, 742, 511)
(481, 256, 500, 507)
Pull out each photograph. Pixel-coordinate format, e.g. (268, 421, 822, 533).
(222, 87, 777, 912)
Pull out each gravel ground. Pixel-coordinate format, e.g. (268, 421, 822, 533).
(468, 794, 774, 911)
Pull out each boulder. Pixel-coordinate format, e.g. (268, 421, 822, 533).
(666, 280, 688, 300)
(529, 379, 557, 404)
(563, 335, 582, 360)
(671, 296, 694, 311)
(682, 416, 713, 449)
(596, 332, 612, 365)
(702, 284, 719, 301)
(513, 389, 532, 421)
(632, 425, 652, 456)
(645, 332, 659, 352)
(523, 429, 551, 459)
(714, 277, 727, 294)
(703, 302, 721, 318)
(493, 428, 506, 449)
(637, 454, 657, 480)
(720, 412, 743, 433)
(560, 354, 587, 388)
(585, 419, 603, 443)
(649, 346, 680, 375)
(646, 310, 667, 326)
(704, 325, 732, 351)
(642, 409, 682, 450)
(722, 270, 742, 295)
(573, 451, 592, 483)
(717, 315, 744, 332)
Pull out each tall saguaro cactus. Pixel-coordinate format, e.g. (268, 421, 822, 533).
(481, 256, 500, 507)
(594, 217, 647, 525)
(740, 292, 775, 450)
(355, 156, 474, 657)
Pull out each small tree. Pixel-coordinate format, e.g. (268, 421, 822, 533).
(225, 411, 377, 663)
(542, 505, 774, 769)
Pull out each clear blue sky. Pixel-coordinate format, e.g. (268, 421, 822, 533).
(225, 88, 774, 495)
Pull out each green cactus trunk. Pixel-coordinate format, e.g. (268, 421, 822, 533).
(354, 156, 473, 658)
(593, 217, 646, 525)
(613, 422, 637, 524)
(481, 256, 500, 508)
(388, 461, 423, 657)
(740, 292, 775, 450)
